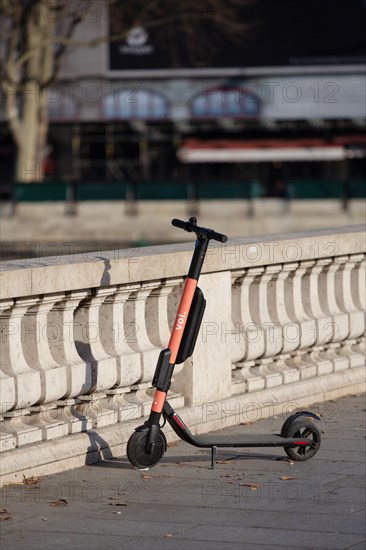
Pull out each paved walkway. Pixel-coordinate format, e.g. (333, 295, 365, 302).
(1, 393, 365, 550)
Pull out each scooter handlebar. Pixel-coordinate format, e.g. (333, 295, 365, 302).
(171, 218, 228, 243)
(172, 218, 191, 231)
(207, 230, 228, 243)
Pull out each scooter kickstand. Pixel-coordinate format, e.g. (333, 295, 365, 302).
(210, 446, 217, 469)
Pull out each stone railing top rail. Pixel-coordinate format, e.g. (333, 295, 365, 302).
(1, 225, 365, 300)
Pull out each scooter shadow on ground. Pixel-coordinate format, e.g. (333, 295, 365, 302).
(91, 450, 289, 471)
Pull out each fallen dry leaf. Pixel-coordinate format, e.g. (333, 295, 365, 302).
(109, 502, 128, 507)
(280, 476, 297, 481)
(50, 499, 69, 507)
(23, 475, 42, 485)
(0, 509, 12, 521)
(165, 534, 173, 538)
(167, 441, 177, 448)
(240, 483, 259, 490)
(216, 460, 232, 464)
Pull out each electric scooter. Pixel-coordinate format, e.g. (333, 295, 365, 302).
(127, 218, 321, 469)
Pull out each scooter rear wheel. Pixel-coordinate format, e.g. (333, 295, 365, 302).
(127, 430, 166, 469)
(282, 417, 321, 461)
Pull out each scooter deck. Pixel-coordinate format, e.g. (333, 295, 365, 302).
(164, 405, 312, 450)
(195, 433, 300, 448)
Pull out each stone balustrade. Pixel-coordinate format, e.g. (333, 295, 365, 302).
(0, 225, 365, 484)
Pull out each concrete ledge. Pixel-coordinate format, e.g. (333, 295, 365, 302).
(1, 365, 364, 487)
(1, 225, 365, 300)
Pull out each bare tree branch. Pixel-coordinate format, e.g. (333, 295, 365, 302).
(12, 11, 249, 71)
(0, 0, 253, 182)
(40, 9, 83, 88)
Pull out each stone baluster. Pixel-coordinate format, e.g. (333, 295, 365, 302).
(74, 287, 122, 394)
(22, 292, 69, 404)
(230, 267, 266, 392)
(238, 267, 266, 362)
(101, 284, 142, 389)
(352, 253, 366, 359)
(320, 256, 350, 342)
(48, 290, 91, 398)
(0, 300, 16, 413)
(303, 259, 334, 346)
(222, 271, 246, 395)
(0, 297, 42, 409)
(254, 265, 283, 358)
(355, 254, 366, 311)
(146, 277, 182, 349)
(124, 281, 162, 384)
(269, 262, 300, 354)
(247, 265, 286, 388)
(230, 271, 247, 364)
(291, 260, 317, 350)
(336, 254, 366, 368)
(306, 258, 339, 376)
(341, 254, 365, 339)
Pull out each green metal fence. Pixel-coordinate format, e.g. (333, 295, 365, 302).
(10, 179, 366, 202)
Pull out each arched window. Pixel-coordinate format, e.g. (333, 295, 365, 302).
(104, 88, 169, 120)
(191, 86, 259, 119)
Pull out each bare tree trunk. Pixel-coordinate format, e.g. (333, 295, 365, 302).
(15, 81, 44, 182)
(14, 0, 55, 183)
(36, 95, 50, 180)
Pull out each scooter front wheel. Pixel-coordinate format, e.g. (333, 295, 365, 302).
(127, 430, 166, 469)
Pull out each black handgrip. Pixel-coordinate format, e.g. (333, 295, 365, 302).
(172, 218, 191, 231)
(208, 230, 228, 243)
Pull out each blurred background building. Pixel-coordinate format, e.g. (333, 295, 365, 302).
(1, 0, 365, 196)
(0, 0, 365, 258)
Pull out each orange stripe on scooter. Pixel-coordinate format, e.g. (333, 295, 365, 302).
(151, 389, 166, 413)
(168, 277, 197, 364)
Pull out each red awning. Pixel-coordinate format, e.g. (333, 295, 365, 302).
(178, 137, 366, 163)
